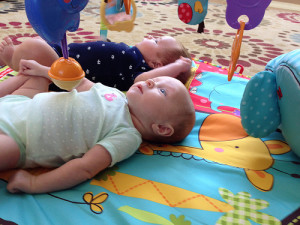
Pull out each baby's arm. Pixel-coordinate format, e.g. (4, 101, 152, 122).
(18, 59, 50, 79)
(134, 57, 192, 84)
(7, 145, 112, 194)
(75, 78, 95, 92)
(19, 59, 95, 92)
(0, 59, 51, 98)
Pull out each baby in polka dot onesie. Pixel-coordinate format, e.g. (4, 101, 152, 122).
(0, 59, 195, 194)
(0, 36, 192, 91)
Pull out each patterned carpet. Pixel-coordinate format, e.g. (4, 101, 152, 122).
(0, 0, 299, 76)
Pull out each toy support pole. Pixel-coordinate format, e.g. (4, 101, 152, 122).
(100, 21, 108, 41)
(61, 33, 69, 59)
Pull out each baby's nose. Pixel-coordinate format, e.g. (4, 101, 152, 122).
(146, 79, 155, 88)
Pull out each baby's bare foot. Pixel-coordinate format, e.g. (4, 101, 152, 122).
(0, 37, 15, 67)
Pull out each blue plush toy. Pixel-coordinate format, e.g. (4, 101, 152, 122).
(240, 49, 300, 158)
(25, 0, 89, 45)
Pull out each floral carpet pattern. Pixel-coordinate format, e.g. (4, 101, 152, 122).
(0, 0, 299, 76)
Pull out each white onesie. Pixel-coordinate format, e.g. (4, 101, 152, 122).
(0, 83, 142, 168)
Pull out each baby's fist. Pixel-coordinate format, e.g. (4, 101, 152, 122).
(175, 57, 192, 72)
(7, 170, 34, 194)
(175, 57, 192, 84)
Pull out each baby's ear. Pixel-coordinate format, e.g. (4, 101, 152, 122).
(152, 124, 174, 137)
(149, 60, 163, 69)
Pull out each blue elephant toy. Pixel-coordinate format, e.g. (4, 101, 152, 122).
(240, 49, 300, 158)
(25, 0, 89, 44)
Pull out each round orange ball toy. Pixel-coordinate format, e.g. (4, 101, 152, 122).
(48, 57, 85, 91)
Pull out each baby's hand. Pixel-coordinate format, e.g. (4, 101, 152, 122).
(173, 57, 192, 84)
(18, 59, 50, 79)
(7, 170, 35, 194)
(174, 56, 192, 73)
(18, 59, 40, 76)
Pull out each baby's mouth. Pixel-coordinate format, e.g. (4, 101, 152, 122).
(137, 84, 143, 94)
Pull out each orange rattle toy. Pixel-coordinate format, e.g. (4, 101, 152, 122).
(228, 20, 245, 81)
(48, 57, 85, 91)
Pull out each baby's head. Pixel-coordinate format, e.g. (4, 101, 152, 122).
(127, 76, 195, 143)
(136, 36, 191, 83)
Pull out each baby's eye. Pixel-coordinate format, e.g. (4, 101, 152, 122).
(160, 89, 166, 96)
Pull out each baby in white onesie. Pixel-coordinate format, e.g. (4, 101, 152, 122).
(0, 83, 141, 168)
(0, 59, 195, 194)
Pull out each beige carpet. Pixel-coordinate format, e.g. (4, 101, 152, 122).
(0, 0, 299, 76)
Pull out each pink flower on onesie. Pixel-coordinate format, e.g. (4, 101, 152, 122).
(104, 93, 117, 101)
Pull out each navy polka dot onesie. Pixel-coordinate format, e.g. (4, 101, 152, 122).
(49, 41, 152, 91)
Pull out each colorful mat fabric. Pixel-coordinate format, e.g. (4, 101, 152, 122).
(0, 66, 17, 82)
(0, 60, 299, 225)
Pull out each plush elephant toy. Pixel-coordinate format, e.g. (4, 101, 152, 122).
(25, 0, 89, 44)
(240, 49, 300, 158)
